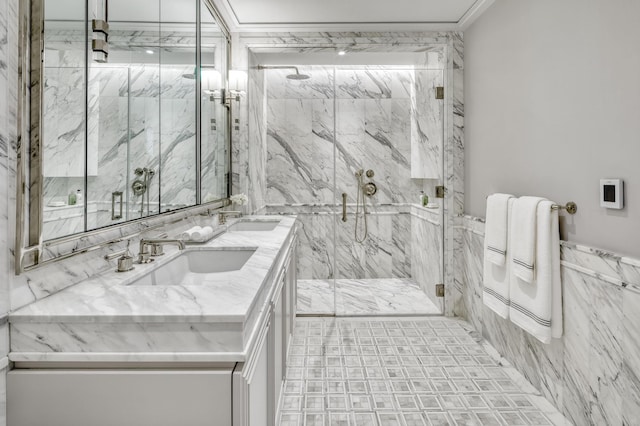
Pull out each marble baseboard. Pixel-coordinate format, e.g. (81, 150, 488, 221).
(457, 214, 640, 425)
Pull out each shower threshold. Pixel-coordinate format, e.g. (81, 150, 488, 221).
(297, 278, 442, 316)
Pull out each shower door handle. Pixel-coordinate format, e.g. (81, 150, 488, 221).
(342, 193, 347, 222)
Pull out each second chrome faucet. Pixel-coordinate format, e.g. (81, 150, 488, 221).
(138, 239, 185, 264)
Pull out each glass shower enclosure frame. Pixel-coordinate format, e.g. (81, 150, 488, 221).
(260, 62, 446, 316)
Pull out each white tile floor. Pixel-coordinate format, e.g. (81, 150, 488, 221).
(278, 317, 571, 426)
(297, 279, 442, 316)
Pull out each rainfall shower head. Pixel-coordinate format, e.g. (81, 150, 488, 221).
(286, 71, 310, 80)
(257, 65, 310, 80)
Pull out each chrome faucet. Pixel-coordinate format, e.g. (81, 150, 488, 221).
(138, 239, 185, 264)
(219, 210, 242, 225)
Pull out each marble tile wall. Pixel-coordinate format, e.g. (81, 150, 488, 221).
(456, 214, 640, 425)
(263, 65, 444, 285)
(235, 32, 464, 315)
(42, 30, 200, 240)
(411, 206, 443, 307)
(0, 0, 17, 423)
(247, 52, 267, 213)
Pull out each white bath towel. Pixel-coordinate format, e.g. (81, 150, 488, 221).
(192, 226, 214, 242)
(511, 196, 546, 283)
(483, 197, 515, 318)
(485, 193, 515, 265)
(509, 200, 563, 344)
(179, 226, 202, 241)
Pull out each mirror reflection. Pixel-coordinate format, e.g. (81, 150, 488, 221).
(41, 0, 228, 241)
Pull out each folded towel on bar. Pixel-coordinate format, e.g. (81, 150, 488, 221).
(483, 196, 515, 318)
(511, 196, 546, 283)
(509, 199, 563, 344)
(484, 193, 515, 265)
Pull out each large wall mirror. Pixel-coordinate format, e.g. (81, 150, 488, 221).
(17, 0, 230, 270)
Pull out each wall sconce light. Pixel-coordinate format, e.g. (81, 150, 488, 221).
(202, 67, 222, 97)
(228, 70, 247, 101)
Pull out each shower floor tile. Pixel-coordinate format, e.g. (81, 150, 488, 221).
(297, 279, 442, 316)
(279, 317, 572, 426)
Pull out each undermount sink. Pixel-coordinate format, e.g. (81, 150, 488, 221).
(130, 248, 257, 286)
(228, 220, 280, 232)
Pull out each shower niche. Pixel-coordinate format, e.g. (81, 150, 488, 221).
(254, 55, 446, 315)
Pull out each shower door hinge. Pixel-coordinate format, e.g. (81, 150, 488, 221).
(435, 185, 446, 199)
(435, 86, 444, 100)
(436, 284, 445, 297)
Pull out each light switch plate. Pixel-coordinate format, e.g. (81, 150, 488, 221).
(600, 179, 624, 209)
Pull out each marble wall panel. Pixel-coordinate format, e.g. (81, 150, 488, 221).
(246, 53, 266, 213)
(411, 69, 443, 180)
(410, 206, 443, 308)
(0, 364, 5, 426)
(445, 33, 465, 317)
(236, 34, 461, 309)
(44, 62, 198, 236)
(264, 66, 444, 283)
(295, 212, 334, 280)
(0, 0, 16, 423)
(621, 287, 640, 425)
(458, 215, 640, 426)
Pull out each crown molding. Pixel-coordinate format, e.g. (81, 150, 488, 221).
(211, 0, 494, 33)
(458, 0, 495, 31)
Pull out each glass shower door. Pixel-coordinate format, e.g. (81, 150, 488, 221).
(262, 65, 338, 315)
(262, 63, 445, 316)
(334, 65, 445, 316)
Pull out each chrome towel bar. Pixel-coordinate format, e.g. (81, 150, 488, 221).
(485, 196, 577, 215)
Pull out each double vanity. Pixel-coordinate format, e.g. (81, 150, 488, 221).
(7, 216, 298, 426)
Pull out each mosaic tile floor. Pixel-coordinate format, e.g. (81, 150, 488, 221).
(278, 317, 571, 426)
(297, 279, 442, 316)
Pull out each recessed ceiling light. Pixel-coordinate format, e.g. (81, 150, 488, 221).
(145, 50, 154, 55)
(338, 50, 346, 56)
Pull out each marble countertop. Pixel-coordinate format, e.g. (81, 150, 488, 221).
(10, 216, 298, 325)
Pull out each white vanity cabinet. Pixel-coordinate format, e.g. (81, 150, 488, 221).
(8, 369, 233, 426)
(8, 224, 299, 426)
(233, 236, 297, 426)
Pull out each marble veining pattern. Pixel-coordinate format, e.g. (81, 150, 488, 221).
(234, 33, 463, 317)
(457, 215, 640, 425)
(297, 279, 441, 316)
(9, 216, 297, 361)
(261, 64, 446, 306)
(42, 28, 211, 239)
(0, 0, 17, 423)
(279, 317, 570, 426)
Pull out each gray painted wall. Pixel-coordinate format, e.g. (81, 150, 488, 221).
(464, 0, 640, 258)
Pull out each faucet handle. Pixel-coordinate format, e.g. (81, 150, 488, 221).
(149, 243, 165, 257)
(116, 242, 135, 273)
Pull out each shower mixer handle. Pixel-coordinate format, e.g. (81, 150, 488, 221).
(363, 182, 377, 197)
